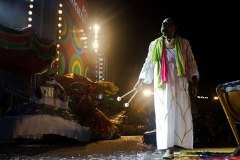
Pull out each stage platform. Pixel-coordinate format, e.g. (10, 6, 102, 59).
(0, 136, 238, 159)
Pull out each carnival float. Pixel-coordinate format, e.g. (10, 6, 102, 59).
(0, 23, 120, 143)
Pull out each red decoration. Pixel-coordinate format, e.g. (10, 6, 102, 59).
(0, 24, 57, 75)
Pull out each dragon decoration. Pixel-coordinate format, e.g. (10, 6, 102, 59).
(0, 23, 120, 141)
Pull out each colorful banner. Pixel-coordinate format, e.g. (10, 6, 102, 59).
(56, 0, 96, 79)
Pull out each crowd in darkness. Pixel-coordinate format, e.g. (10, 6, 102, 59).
(191, 98, 237, 148)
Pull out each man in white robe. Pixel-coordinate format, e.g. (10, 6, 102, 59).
(138, 18, 199, 159)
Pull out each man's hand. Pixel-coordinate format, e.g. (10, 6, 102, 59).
(189, 76, 198, 98)
(135, 79, 144, 89)
(190, 83, 198, 97)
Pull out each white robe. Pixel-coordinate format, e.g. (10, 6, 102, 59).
(139, 38, 199, 150)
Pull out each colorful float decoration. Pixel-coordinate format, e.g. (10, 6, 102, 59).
(0, 23, 57, 75)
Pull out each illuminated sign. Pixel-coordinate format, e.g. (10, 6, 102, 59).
(68, 0, 88, 25)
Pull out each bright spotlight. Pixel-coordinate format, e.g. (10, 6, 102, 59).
(143, 89, 153, 97)
(80, 37, 87, 40)
(93, 40, 99, 49)
(93, 24, 100, 33)
(213, 96, 219, 100)
(58, 10, 62, 14)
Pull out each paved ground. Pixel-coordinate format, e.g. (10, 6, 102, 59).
(0, 136, 236, 160)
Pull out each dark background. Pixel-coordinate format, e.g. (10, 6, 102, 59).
(87, 0, 239, 96)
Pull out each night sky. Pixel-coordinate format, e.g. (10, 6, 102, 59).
(87, 0, 239, 96)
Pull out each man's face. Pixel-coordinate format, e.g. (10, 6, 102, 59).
(161, 18, 176, 38)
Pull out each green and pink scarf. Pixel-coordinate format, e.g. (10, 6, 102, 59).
(150, 36, 190, 89)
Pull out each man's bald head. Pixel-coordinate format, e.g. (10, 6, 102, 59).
(161, 18, 177, 39)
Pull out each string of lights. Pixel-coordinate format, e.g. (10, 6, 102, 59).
(27, 0, 34, 27)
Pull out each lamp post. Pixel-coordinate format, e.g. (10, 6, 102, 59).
(91, 23, 106, 82)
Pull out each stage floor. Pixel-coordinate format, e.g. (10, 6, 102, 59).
(0, 136, 238, 159)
